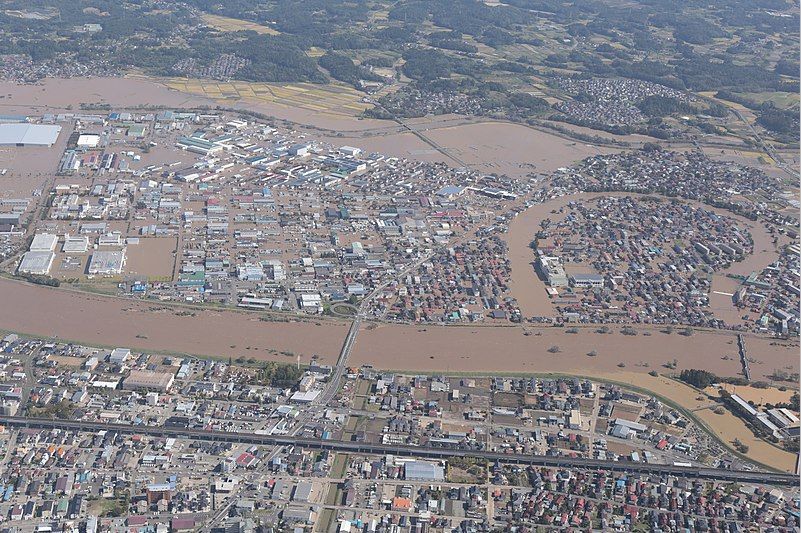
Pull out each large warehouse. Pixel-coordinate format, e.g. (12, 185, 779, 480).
(0, 124, 62, 146)
(123, 370, 175, 392)
(29, 233, 58, 252)
(18, 251, 55, 275)
(87, 250, 126, 275)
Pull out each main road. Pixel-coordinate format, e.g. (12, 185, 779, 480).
(318, 245, 442, 407)
(0, 416, 795, 486)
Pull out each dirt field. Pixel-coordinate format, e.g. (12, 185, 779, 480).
(0, 277, 346, 363)
(201, 13, 280, 35)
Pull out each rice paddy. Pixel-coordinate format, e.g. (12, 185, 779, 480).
(162, 78, 370, 116)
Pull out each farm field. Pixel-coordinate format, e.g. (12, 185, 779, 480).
(201, 13, 280, 35)
(162, 77, 369, 116)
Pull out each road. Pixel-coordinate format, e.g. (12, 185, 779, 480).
(728, 107, 796, 179)
(317, 245, 441, 408)
(0, 416, 794, 486)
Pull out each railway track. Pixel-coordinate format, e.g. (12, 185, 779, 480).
(0, 416, 795, 486)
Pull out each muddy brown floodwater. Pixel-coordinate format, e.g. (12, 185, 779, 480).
(351, 322, 797, 382)
(504, 192, 782, 326)
(0, 78, 610, 180)
(0, 277, 346, 363)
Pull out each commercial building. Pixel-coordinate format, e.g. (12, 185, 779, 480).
(76, 134, 100, 147)
(536, 253, 568, 287)
(123, 370, 175, 392)
(0, 123, 62, 146)
(403, 460, 445, 482)
(290, 390, 321, 404)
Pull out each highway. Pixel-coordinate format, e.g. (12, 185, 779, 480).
(0, 416, 795, 486)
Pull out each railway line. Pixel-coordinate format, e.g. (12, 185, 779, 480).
(0, 416, 795, 486)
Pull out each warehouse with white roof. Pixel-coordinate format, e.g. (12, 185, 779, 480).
(0, 124, 62, 146)
(29, 233, 58, 252)
(88, 250, 126, 275)
(18, 252, 55, 275)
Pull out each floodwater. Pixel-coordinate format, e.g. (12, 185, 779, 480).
(0, 277, 346, 363)
(708, 383, 796, 407)
(0, 120, 73, 197)
(0, 78, 212, 114)
(351, 322, 798, 382)
(504, 194, 580, 317)
(320, 120, 615, 178)
(607, 372, 798, 472)
(0, 77, 388, 133)
(423, 121, 615, 176)
(125, 237, 178, 280)
(504, 192, 782, 325)
(0, 78, 614, 180)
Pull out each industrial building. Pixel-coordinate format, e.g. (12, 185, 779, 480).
(403, 460, 445, 482)
(88, 250, 126, 275)
(29, 233, 58, 252)
(122, 370, 175, 392)
(571, 273, 605, 288)
(0, 123, 62, 146)
(109, 348, 131, 365)
(63, 235, 89, 253)
(18, 251, 55, 275)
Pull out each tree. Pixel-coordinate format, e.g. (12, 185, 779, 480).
(678, 369, 718, 389)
